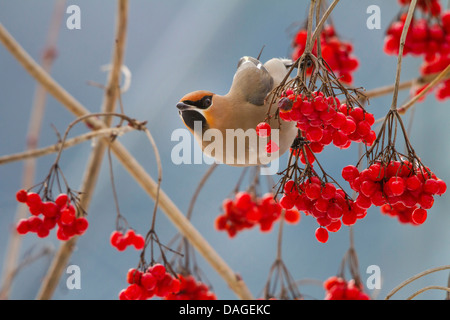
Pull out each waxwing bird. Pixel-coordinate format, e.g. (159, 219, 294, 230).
(176, 56, 298, 166)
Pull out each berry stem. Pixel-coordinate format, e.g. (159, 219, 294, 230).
(391, 0, 418, 111)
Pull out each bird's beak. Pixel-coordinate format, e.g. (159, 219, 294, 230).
(176, 102, 191, 113)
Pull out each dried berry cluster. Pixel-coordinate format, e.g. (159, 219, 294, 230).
(281, 178, 366, 243)
(292, 25, 359, 84)
(343, 161, 447, 224)
(215, 191, 300, 237)
(110, 229, 145, 251)
(119, 264, 180, 300)
(165, 274, 217, 300)
(324, 276, 370, 300)
(15, 190, 88, 240)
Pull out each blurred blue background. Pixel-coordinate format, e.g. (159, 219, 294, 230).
(0, 0, 449, 300)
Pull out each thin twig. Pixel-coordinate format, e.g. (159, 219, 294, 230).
(0, 0, 66, 300)
(398, 63, 450, 114)
(36, 0, 129, 300)
(391, 0, 417, 110)
(406, 286, 450, 300)
(0, 126, 135, 165)
(385, 265, 450, 300)
(310, 0, 340, 43)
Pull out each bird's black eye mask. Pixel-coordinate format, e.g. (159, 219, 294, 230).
(182, 95, 213, 110)
(181, 110, 208, 133)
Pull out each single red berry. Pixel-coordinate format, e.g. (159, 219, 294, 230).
(256, 122, 271, 137)
(406, 175, 422, 191)
(266, 140, 279, 153)
(16, 189, 28, 203)
(326, 220, 342, 232)
(234, 192, 253, 211)
(124, 283, 143, 300)
(26, 192, 42, 206)
(284, 209, 300, 224)
(55, 193, 69, 208)
(27, 216, 43, 233)
(16, 219, 30, 234)
(133, 234, 145, 250)
(315, 227, 329, 243)
(423, 179, 440, 195)
(412, 208, 427, 225)
(127, 268, 142, 285)
(110, 231, 122, 247)
(141, 272, 157, 291)
(388, 177, 405, 196)
(60, 208, 75, 225)
(149, 264, 166, 280)
(342, 165, 360, 181)
(36, 224, 50, 238)
(74, 217, 89, 234)
(42, 201, 58, 218)
(279, 195, 295, 209)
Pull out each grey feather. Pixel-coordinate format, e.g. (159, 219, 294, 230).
(229, 56, 274, 106)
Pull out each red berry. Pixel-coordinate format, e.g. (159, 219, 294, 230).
(284, 209, 300, 224)
(423, 179, 440, 195)
(256, 122, 271, 137)
(149, 264, 166, 280)
(124, 284, 143, 300)
(406, 175, 422, 191)
(342, 165, 360, 181)
(60, 208, 75, 225)
(55, 193, 69, 208)
(26, 192, 42, 206)
(141, 273, 157, 291)
(127, 268, 142, 285)
(16, 189, 28, 203)
(133, 234, 145, 250)
(16, 219, 29, 234)
(412, 208, 427, 225)
(110, 231, 122, 247)
(326, 220, 342, 232)
(315, 227, 329, 243)
(36, 224, 50, 238)
(266, 140, 279, 153)
(74, 217, 89, 234)
(42, 201, 58, 218)
(235, 192, 252, 211)
(388, 177, 405, 196)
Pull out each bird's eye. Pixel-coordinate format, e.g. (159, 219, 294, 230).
(203, 96, 212, 108)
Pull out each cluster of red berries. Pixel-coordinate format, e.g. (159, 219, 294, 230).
(380, 202, 426, 225)
(292, 25, 359, 84)
(119, 264, 180, 300)
(15, 189, 88, 240)
(384, 7, 450, 101)
(280, 178, 367, 243)
(165, 274, 217, 300)
(342, 161, 447, 224)
(417, 11, 450, 101)
(275, 90, 375, 160)
(215, 191, 300, 237)
(323, 276, 370, 300)
(398, 0, 442, 16)
(110, 229, 145, 251)
(384, 14, 449, 60)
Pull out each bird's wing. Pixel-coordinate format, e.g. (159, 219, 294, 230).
(228, 56, 274, 106)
